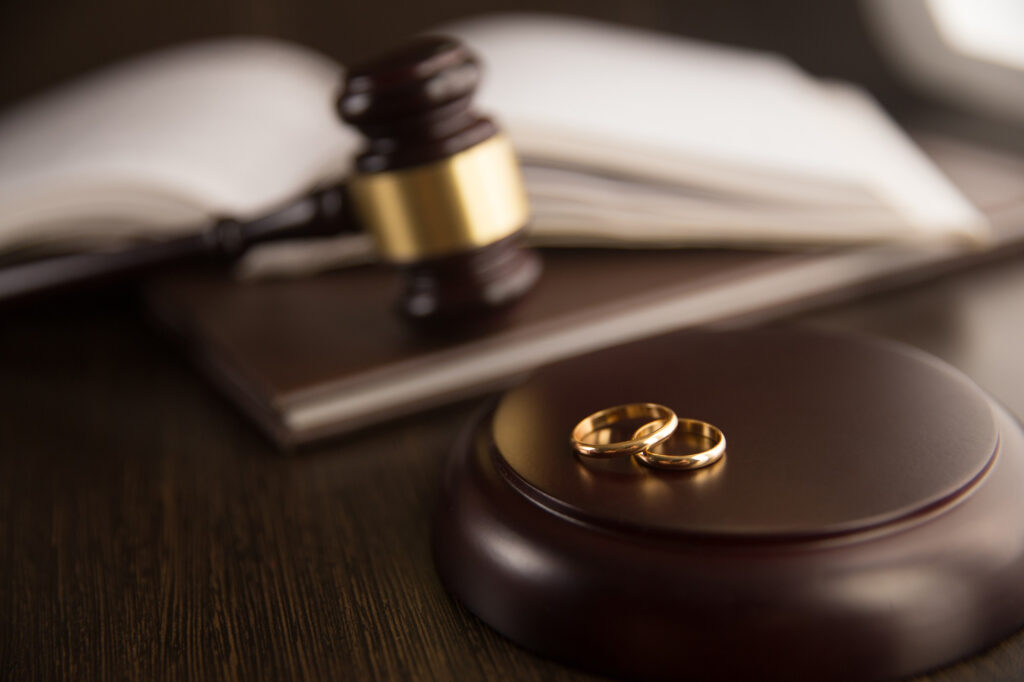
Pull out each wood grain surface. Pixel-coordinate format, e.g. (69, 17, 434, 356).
(0, 290, 600, 681)
(3, 249, 1024, 681)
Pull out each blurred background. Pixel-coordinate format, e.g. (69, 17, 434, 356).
(1, 0, 905, 111)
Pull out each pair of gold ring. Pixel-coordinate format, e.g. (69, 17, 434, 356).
(570, 403, 725, 470)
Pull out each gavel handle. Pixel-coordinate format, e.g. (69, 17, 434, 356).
(0, 184, 354, 305)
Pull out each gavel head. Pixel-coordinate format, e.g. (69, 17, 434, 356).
(338, 35, 541, 322)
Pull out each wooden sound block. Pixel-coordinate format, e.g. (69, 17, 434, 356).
(433, 329, 1024, 681)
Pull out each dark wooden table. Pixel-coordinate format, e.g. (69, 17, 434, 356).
(3, 246, 1024, 681)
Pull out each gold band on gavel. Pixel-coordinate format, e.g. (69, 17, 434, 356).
(347, 134, 529, 263)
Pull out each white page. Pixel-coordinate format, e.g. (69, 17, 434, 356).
(0, 15, 988, 267)
(446, 14, 988, 241)
(814, 82, 989, 238)
(447, 16, 873, 188)
(0, 38, 356, 251)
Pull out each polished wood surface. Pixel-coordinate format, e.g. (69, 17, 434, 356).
(340, 35, 496, 173)
(491, 330, 1000, 537)
(4, 248, 1024, 681)
(438, 369, 1024, 681)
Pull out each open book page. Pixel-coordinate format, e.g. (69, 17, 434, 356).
(451, 14, 873, 205)
(0, 38, 354, 255)
(0, 13, 988, 270)
(521, 164, 911, 246)
(516, 83, 990, 247)
(446, 14, 988, 242)
(816, 82, 990, 239)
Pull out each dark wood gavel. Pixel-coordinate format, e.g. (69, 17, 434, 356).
(0, 36, 541, 322)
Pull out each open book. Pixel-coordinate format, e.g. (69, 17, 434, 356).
(0, 14, 988, 272)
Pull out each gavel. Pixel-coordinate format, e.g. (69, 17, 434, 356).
(0, 36, 542, 322)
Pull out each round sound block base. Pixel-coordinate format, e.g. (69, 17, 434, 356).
(433, 330, 1024, 681)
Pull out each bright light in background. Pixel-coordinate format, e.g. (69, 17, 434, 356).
(864, 0, 1024, 123)
(927, 0, 1024, 71)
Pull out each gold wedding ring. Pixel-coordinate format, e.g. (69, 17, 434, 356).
(571, 403, 678, 458)
(633, 418, 726, 470)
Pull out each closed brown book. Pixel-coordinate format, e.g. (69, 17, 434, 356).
(144, 134, 1024, 450)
